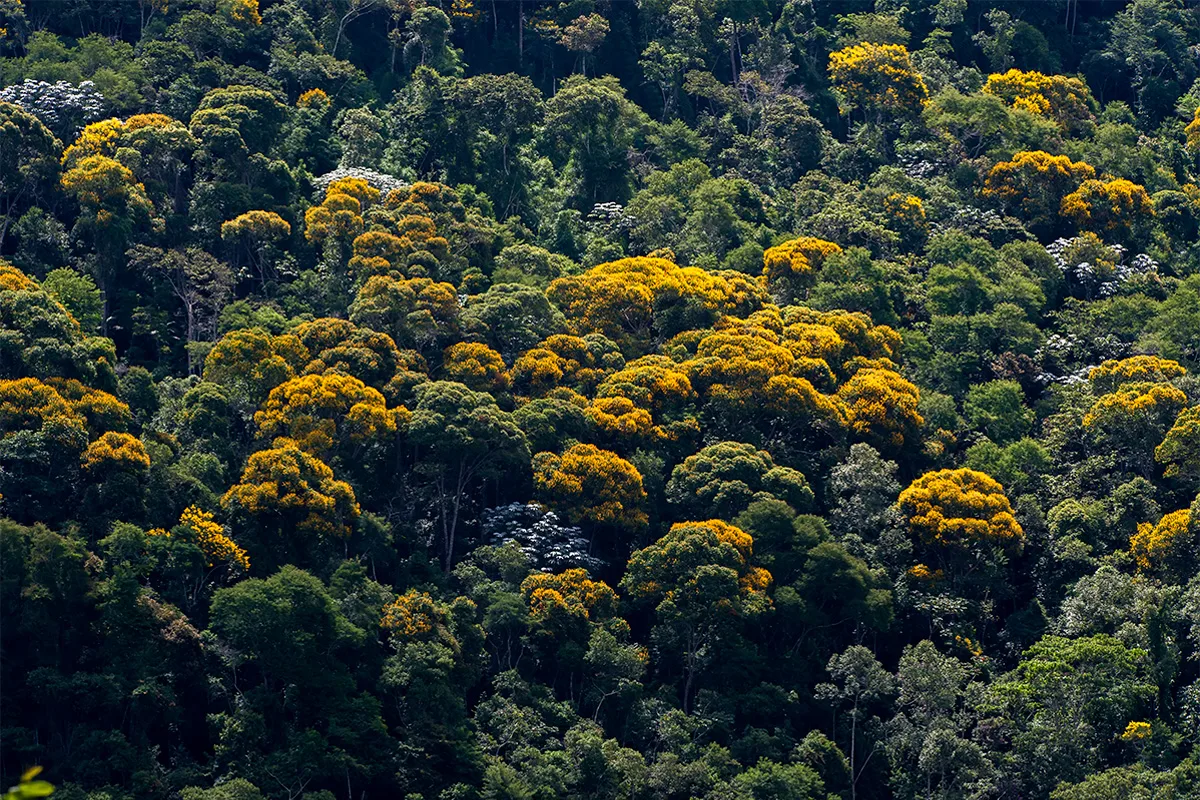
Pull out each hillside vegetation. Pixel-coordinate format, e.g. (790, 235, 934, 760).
(2, 1, 1200, 798)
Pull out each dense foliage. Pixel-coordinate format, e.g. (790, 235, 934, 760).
(3, 0, 1200, 798)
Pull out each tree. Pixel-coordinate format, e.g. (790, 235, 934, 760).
(220, 439, 360, 569)
(203, 327, 310, 409)
(836, 368, 923, 452)
(1156, 406, 1200, 483)
(40, 268, 101, 333)
(128, 246, 234, 372)
(349, 274, 461, 355)
(254, 372, 407, 463)
(60, 154, 160, 329)
(898, 468, 1023, 605)
(827, 42, 929, 124)
(667, 441, 813, 521)
(762, 237, 842, 304)
(461, 283, 565, 362)
(1060, 178, 1155, 244)
(981, 635, 1156, 795)
(1084, 382, 1188, 477)
(408, 381, 529, 571)
(815, 646, 896, 800)
(442, 342, 509, 394)
(981, 69, 1095, 131)
(621, 519, 772, 712)
(1129, 507, 1198, 583)
(899, 468, 1023, 551)
(207, 566, 388, 798)
(220, 210, 291, 288)
(982, 151, 1095, 234)
(964, 380, 1033, 444)
(0, 101, 60, 250)
(540, 75, 649, 204)
(533, 443, 647, 549)
(1089, 354, 1186, 395)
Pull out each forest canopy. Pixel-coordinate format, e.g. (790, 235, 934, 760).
(3, 0, 1200, 799)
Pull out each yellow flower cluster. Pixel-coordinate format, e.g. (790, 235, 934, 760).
(217, 0, 261, 25)
(1082, 382, 1188, 430)
(762, 236, 842, 284)
(982, 69, 1094, 128)
(1089, 355, 1186, 393)
(381, 590, 446, 638)
(0, 377, 88, 447)
(297, 88, 330, 109)
(836, 367, 923, 449)
(533, 443, 648, 531)
(547, 256, 766, 350)
(982, 151, 1096, 224)
(150, 505, 250, 571)
(305, 178, 380, 245)
(520, 568, 618, 621)
(827, 42, 929, 116)
(221, 210, 291, 244)
(1121, 721, 1152, 742)
(1156, 406, 1200, 479)
(81, 431, 151, 473)
(898, 468, 1024, 549)
(221, 439, 361, 539)
(1060, 178, 1154, 234)
(443, 342, 510, 393)
(254, 372, 405, 458)
(1130, 509, 1192, 572)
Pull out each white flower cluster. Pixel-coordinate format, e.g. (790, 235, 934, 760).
(311, 166, 408, 199)
(0, 79, 106, 138)
(481, 501, 603, 574)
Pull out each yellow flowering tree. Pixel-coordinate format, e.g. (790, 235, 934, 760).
(836, 367, 923, 451)
(1130, 508, 1197, 582)
(203, 327, 311, 408)
(220, 210, 291, 287)
(982, 69, 1095, 131)
(762, 236, 842, 303)
(828, 42, 929, 124)
(81, 431, 150, 474)
(221, 439, 360, 569)
(442, 342, 509, 393)
(1089, 355, 1186, 395)
(148, 505, 250, 575)
(254, 372, 408, 463)
(547, 256, 766, 354)
(1083, 382, 1188, 476)
(533, 443, 648, 547)
(899, 468, 1024, 551)
(982, 150, 1096, 233)
(1060, 178, 1155, 244)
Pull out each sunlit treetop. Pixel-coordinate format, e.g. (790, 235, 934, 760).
(762, 236, 842, 301)
(547, 256, 767, 353)
(1082, 382, 1188, 431)
(899, 468, 1023, 550)
(827, 42, 929, 121)
(533, 442, 648, 533)
(81, 431, 150, 473)
(221, 438, 361, 540)
(982, 68, 1095, 130)
(1156, 406, 1200, 480)
(1089, 355, 1186, 394)
(520, 568, 619, 622)
(1130, 508, 1197, 584)
(442, 342, 510, 394)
